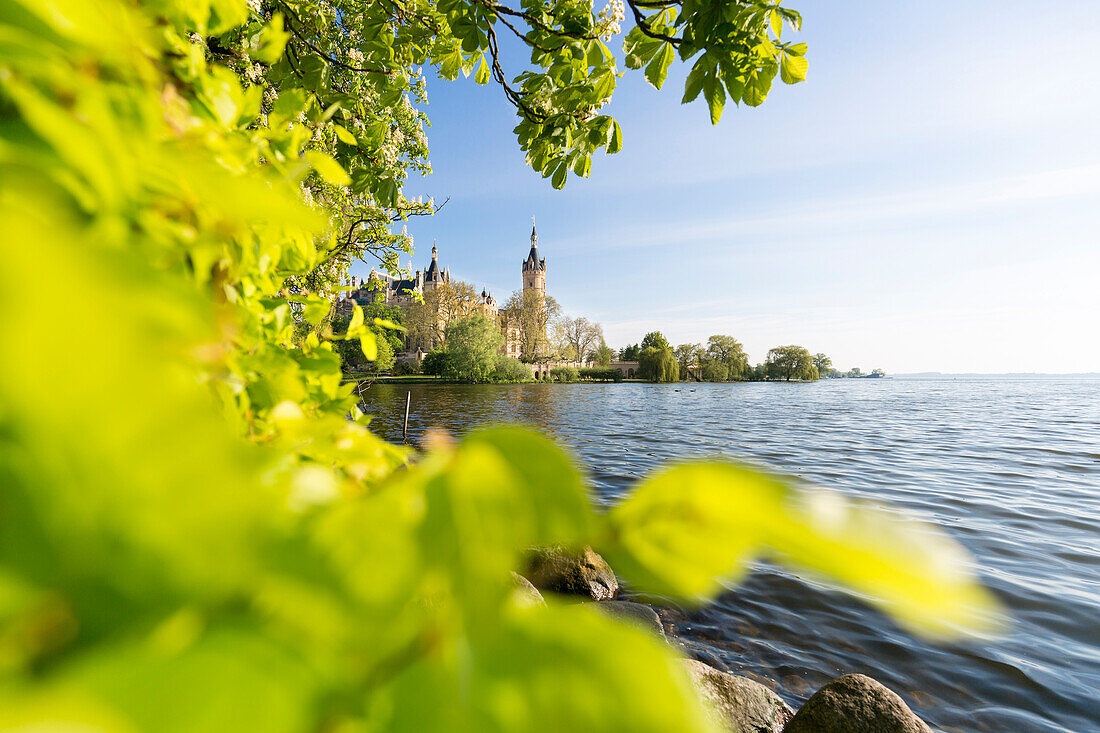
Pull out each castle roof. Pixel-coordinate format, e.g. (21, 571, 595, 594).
(524, 223, 544, 272)
(424, 241, 444, 282)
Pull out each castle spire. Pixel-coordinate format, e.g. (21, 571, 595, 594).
(431, 240, 438, 260)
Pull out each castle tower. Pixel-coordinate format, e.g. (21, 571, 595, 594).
(522, 222, 546, 299)
(423, 240, 445, 292)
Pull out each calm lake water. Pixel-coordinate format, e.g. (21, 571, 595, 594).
(360, 378, 1100, 733)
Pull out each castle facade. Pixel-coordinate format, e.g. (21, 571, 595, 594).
(340, 224, 548, 360)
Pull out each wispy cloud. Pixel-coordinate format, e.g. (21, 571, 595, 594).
(553, 164, 1100, 256)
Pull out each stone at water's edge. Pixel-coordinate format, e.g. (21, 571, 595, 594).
(524, 545, 619, 601)
(685, 659, 794, 733)
(596, 600, 665, 639)
(510, 572, 545, 607)
(783, 673, 933, 733)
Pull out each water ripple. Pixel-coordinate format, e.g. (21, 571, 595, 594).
(361, 378, 1100, 733)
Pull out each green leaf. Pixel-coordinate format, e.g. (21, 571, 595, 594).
(785, 42, 808, 57)
(551, 162, 567, 189)
(644, 44, 675, 90)
(474, 56, 491, 85)
(298, 53, 328, 90)
(359, 329, 378, 360)
(682, 60, 708, 104)
(463, 427, 595, 545)
(332, 125, 358, 146)
(604, 462, 1000, 635)
(594, 70, 616, 101)
(253, 13, 291, 65)
(704, 76, 725, 124)
(305, 151, 350, 187)
(572, 155, 591, 178)
(349, 304, 365, 333)
(606, 119, 622, 154)
(770, 9, 783, 38)
(781, 53, 808, 84)
(742, 70, 773, 107)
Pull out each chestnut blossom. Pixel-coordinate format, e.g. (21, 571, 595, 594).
(596, 0, 624, 39)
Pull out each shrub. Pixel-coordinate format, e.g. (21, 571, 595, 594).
(550, 366, 579, 382)
(394, 359, 422, 376)
(422, 349, 450, 376)
(443, 315, 505, 383)
(578, 368, 623, 382)
(492, 355, 532, 382)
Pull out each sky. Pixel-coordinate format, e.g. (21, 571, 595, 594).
(349, 0, 1100, 373)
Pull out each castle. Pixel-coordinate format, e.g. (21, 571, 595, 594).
(341, 224, 548, 360)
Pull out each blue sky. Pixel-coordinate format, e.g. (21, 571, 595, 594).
(349, 0, 1100, 373)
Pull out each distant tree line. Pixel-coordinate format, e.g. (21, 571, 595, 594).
(616, 334, 885, 383)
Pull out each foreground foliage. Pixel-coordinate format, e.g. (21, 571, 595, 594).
(0, 0, 997, 731)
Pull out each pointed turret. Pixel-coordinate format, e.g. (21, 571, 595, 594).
(524, 221, 545, 273)
(424, 239, 444, 284)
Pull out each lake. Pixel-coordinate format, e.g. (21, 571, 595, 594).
(359, 378, 1100, 733)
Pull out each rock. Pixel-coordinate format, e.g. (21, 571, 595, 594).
(596, 600, 665, 639)
(783, 673, 933, 733)
(510, 572, 545, 607)
(524, 545, 619, 601)
(685, 659, 794, 733)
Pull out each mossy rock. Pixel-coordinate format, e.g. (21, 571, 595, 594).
(596, 600, 665, 639)
(684, 659, 793, 733)
(784, 673, 932, 733)
(524, 545, 618, 601)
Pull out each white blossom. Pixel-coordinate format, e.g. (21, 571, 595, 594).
(596, 0, 624, 38)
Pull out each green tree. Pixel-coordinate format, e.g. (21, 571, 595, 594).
(674, 343, 705, 377)
(706, 335, 749, 380)
(620, 344, 641, 361)
(554, 316, 604, 363)
(639, 346, 679, 383)
(813, 353, 833, 377)
(766, 345, 818, 381)
(422, 348, 451, 376)
(700, 360, 730, 382)
(443, 314, 505, 383)
(641, 331, 671, 352)
(592, 340, 614, 367)
(501, 290, 561, 362)
(405, 280, 483, 352)
(333, 307, 402, 372)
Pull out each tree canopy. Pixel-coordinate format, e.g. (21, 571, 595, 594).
(443, 313, 506, 382)
(553, 315, 605, 362)
(641, 331, 672, 351)
(766, 345, 818, 381)
(405, 280, 483, 351)
(502, 289, 561, 361)
(639, 345, 679, 382)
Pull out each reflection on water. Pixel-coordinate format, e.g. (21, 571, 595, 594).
(361, 379, 1100, 733)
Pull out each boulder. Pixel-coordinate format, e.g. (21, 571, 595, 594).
(510, 572, 545, 607)
(685, 659, 794, 733)
(596, 600, 665, 639)
(524, 545, 618, 601)
(783, 673, 933, 733)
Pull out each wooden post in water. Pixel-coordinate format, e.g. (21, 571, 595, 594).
(402, 391, 411, 443)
